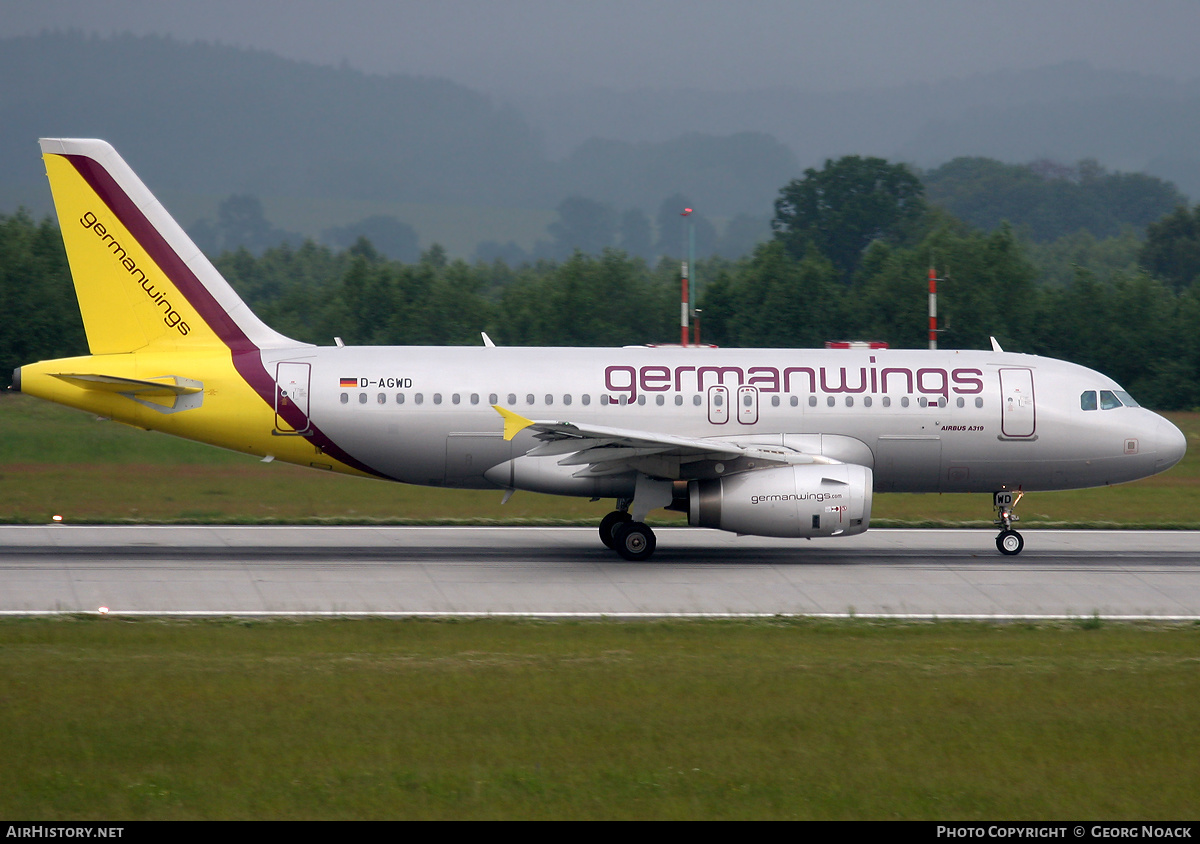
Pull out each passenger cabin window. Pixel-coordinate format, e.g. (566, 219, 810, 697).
(1081, 391, 1098, 411)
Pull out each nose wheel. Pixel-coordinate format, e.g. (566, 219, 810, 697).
(996, 529, 1024, 555)
(993, 490, 1024, 556)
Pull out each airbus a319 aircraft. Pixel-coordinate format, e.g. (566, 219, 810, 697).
(12, 139, 1188, 559)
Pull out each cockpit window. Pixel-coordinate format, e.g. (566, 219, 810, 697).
(1084, 388, 1140, 410)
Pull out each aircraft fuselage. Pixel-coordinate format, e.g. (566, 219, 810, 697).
(252, 344, 1177, 496)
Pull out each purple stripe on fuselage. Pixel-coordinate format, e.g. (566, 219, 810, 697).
(63, 153, 394, 481)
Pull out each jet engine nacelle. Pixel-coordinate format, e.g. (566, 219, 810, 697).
(688, 464, 873, 538)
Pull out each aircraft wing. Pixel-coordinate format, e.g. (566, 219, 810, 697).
(494, 405, 836, 480)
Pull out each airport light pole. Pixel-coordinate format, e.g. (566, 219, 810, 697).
(680, 208, 694, 346)
(928, 266, 938, 350)
(680, 208, 697, 346)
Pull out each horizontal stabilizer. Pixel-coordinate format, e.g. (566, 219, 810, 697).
(51, 373, 202, 397)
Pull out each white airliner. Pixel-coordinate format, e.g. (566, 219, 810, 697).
(12, 139, 1188, 559)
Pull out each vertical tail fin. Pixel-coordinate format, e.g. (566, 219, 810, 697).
(39, 138, 300, 354)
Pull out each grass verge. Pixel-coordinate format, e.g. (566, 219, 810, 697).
(2, 616, 1198, 820)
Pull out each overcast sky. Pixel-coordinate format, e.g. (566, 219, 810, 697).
(5, 0, 1200, 95)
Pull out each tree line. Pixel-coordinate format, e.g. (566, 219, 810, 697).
(3, 156, 1199, 410)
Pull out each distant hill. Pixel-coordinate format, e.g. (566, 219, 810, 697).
(4, 34, 1194, 258)
(0, 32, 797, 236)
(0, 32, 545, 207)
(922, 157, 1185, 242)
(516, 62, 1200, 201)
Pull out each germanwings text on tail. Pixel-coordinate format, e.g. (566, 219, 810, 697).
(13, 139, 1187, 559)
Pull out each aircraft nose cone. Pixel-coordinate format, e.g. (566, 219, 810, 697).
(1155, 416, 1187, 473)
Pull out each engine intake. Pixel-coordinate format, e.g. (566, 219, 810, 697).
(689, 464, 872, 538)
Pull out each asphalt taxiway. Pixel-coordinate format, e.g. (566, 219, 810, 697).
(1, 525, 1197, 619)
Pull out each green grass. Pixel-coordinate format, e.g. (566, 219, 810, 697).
(1, 393, 1197, 526)
(2, 616, 1198, 820)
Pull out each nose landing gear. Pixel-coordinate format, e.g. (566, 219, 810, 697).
(994, 490, 1024, 555)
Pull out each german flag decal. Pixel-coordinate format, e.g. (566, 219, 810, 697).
(339, 377, 357, 388)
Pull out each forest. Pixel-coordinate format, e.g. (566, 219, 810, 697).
(2, 155, 1199, 411)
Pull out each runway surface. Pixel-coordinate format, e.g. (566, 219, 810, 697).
(1, 525, 1198, 619)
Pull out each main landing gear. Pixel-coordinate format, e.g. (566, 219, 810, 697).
(599, 500, 657, 561)
(994, 490, 1024, 555)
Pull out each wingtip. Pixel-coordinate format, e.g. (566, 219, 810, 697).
(492, 404, 533, 441)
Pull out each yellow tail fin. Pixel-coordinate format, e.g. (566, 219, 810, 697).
(40, 138, 295, 355)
